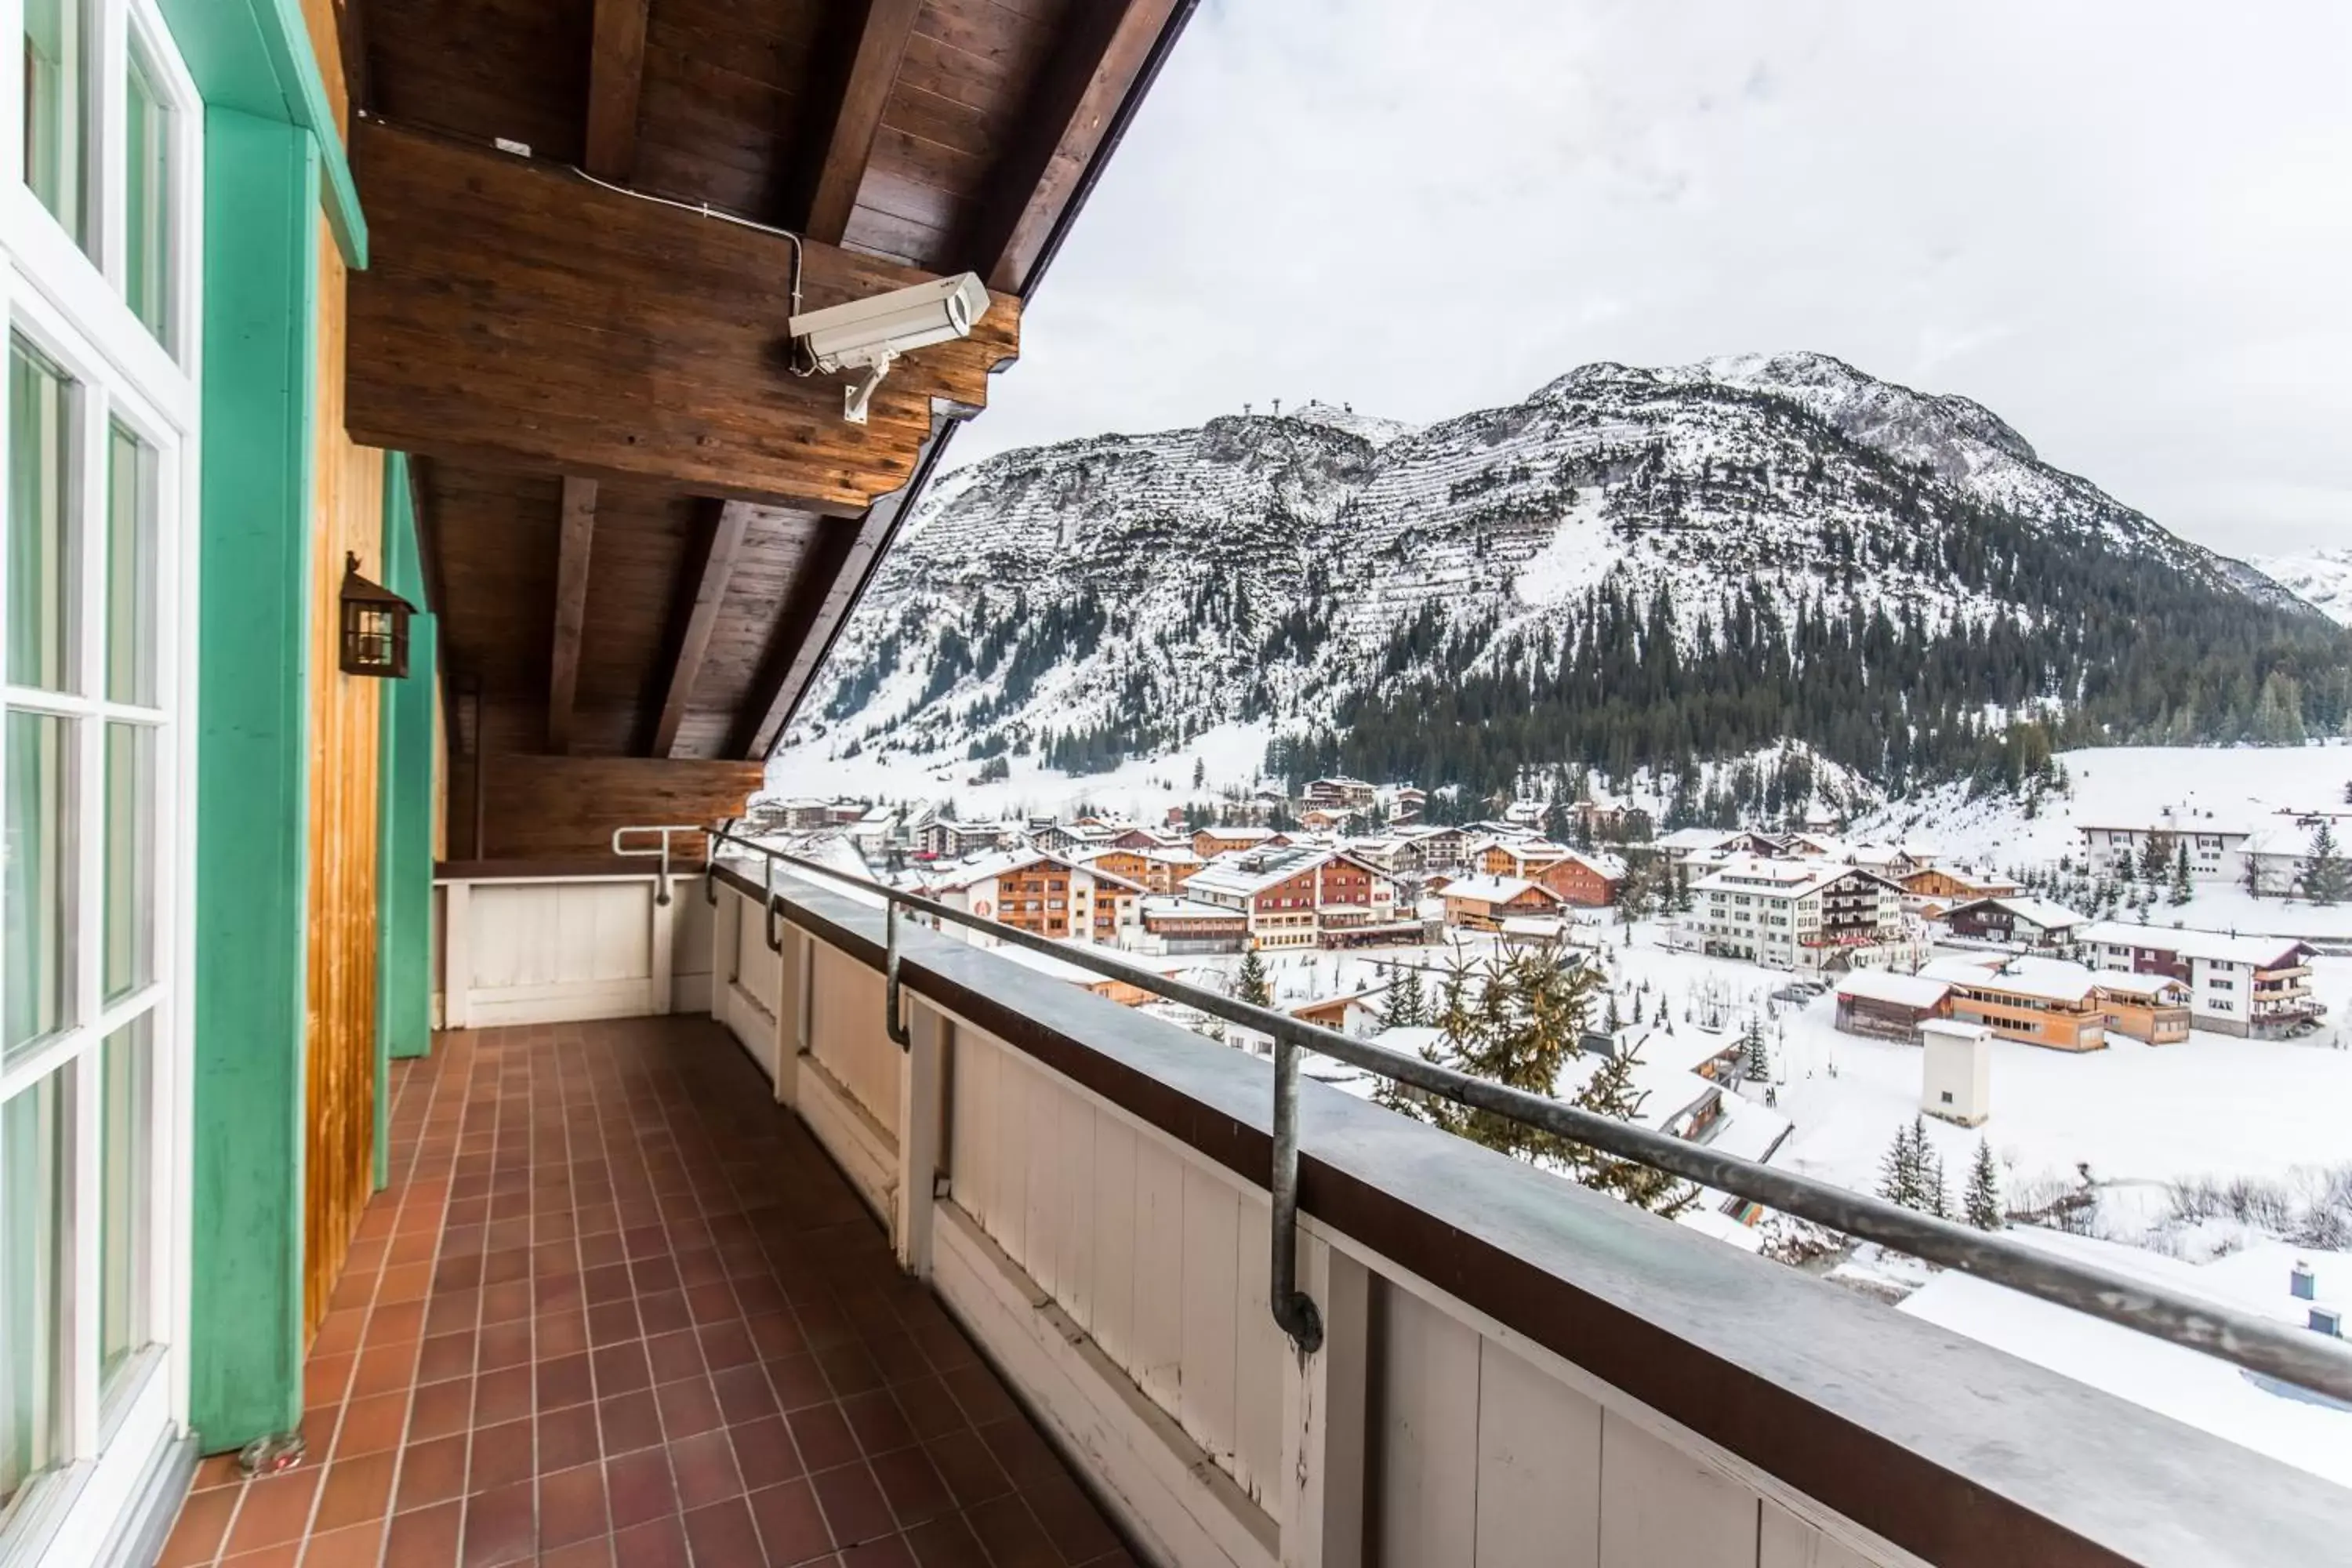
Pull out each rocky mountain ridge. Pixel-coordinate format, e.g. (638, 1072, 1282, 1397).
(782, 351, 2347, 811)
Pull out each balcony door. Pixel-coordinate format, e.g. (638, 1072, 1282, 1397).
(2, 0, 199, 1558)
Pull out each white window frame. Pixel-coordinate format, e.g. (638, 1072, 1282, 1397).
(0, 0, 201, 1557)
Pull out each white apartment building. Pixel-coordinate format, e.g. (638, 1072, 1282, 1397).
(2074, 921, 2323, 1039)
(1686, 857, 1909, 973)
(2076, 810, 2250, 882)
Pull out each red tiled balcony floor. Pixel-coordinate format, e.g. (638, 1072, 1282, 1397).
(158, 1018, 1136, 1567)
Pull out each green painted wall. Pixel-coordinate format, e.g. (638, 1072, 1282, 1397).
(188, 107, 320, 1451)
(377, 453, 436, 1091)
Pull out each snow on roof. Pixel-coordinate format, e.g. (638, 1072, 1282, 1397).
(1657, 827, 1741, 851)
(1693, 857, 1886, 898)
(1139, 896, 1244, 921)
(1369, 1024, 1446, 1058)
(1948, 895, 2088, 930)
(926, 848, 1143, 895)
(2075, 922, 2314, 968)
(1199, 825, 1281, 842)
(1497, 915, 1563, 937)
(1835, 970, 1952, 1009)
(1927, 956, 2103, 1004)
(1898, 1232, 2352, 1490)
(1187, 846, 1345, 898)
(1703, 1093, 1793, 1163)
(1559, 847, 1628, 879)
(1440, 874, 1556, 906)
(2090, 970, 2190, 1000)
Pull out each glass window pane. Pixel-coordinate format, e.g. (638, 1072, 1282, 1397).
(100, 1015, 154, 1395)
(103, 722, 153, 1000)
(105, 423, 155, 706)
(4, 711, 76, 1059)
(124, 45, 172, 343)
(20, 0, 88, 247)
(0, 1072, 69, 1521)
(7, 339, 80, 694)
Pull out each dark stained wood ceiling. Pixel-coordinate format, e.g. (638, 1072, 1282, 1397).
(348, 0, 1192, 768)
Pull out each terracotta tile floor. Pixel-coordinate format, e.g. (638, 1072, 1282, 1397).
(157, 1017, 1138, 1567)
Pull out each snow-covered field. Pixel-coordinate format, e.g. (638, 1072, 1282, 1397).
(1077, 920, 2352, 1231)
(768, 718, 1280, 824)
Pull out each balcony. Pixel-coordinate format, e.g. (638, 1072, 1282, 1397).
(151, 851, 2346, 1567)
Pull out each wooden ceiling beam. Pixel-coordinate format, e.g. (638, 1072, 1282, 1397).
(648, 499, 753, 757)
(799, 0, 922, 243)
(347, 120, 1021, 511)
(728, 416, 954, 758)
(960, 0, 1180, 295)
(546, 476, 597, 753)
(584, 0, 651, 180)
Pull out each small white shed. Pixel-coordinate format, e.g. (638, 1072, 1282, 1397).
(1920, 1018, 1992, 1127)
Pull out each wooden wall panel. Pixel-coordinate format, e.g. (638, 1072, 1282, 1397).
(943, 1028, 1284, 1511)
(448, 753, 762, 861)
(633, 0, 827, 219)
(304, 216, 387, 1338)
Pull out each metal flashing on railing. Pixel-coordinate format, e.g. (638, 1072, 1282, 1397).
(710, 829, 2352, 1407)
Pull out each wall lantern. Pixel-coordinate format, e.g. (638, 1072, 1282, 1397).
(339, 553, 416, 678)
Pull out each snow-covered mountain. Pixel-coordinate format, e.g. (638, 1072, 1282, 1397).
(2255, 546, 2352, 626)
(780, 351, 2346, 802)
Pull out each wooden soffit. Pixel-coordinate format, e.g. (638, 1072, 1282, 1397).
(344, 119, 1022, 512)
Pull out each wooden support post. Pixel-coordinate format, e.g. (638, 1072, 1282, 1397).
(1281, 1236, 1369, 1568)
(441, 880, 471, 1030)
(895, 1003, 945, 1278)
(547, 476, 596, 753)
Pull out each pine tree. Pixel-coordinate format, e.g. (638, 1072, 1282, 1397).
(1920, 1131, 1951, 1220)
(1381, 965, 1428, 1029)
(1877, 1123, 1920, 1208)
(1965, 1138, 2002, 1231)
(2169, 841, 2192, 906)
(1236, 947, 1271, 1007)
(1743, 1019, 1771, 1084)
(1570, 1043, 1698, 1215)
(1602, 992, 1624, 1033)
(2303, 819, 2348, 906)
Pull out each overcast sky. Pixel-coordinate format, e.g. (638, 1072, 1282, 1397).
(950, 0, 2352, 559)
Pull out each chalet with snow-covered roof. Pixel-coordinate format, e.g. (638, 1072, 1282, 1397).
(1135, 897, 1250, 956)
(1301, 808, 1353, 833)
(1922, 956, 2108, 1051)
(1833, 971, 1955, 1043)
(2092, 971, 2193, 1044)
(2074, 923, 2322, 1037)
(1194, 824, 1289, 858)
(1305, 776, 1378, 809)
(921, 851, 1145, 946)
(1942, 896, 2088, 953)
(1538, 848, 1628, 907)
(1477, 837, 1571, 878)
(1183, 847, 1402, 949)
(921, 818, 1017, 859)
(1900, 864, 2024, 916)
(1138, 846, 1206, 895)
(1686, 858, 1910, 972)
(1441, 876, 1566, 932)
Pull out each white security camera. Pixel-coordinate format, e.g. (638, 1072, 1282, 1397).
(789, 272, 992, 424)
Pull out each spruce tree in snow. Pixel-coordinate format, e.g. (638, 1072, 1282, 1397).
(1603, 991, 1624, 1034)
(1876, 1123, 1921, 1208)
(1920, 1133, 1952, 1220)
(1743, 1018, 1771, 1084)
(1381, 964, 1428, 1029)
(1965, 1138, 2002, 1231)
(2303, 819, 2348, 906)
(1570, 1042, 1697, 1216)
(1236, 947, 1272, 1007)
(2170, 841, 2193, 906)
(1192, 757, 1206, 789)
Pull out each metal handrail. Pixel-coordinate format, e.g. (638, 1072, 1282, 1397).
(611, 824, 706, 907)
(712, 827, 2352, 1402)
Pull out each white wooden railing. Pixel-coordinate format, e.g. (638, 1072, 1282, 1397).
(439, 851, 2347, 1568)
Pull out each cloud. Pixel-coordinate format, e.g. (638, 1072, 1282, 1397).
(952, 0, 2352, 557)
